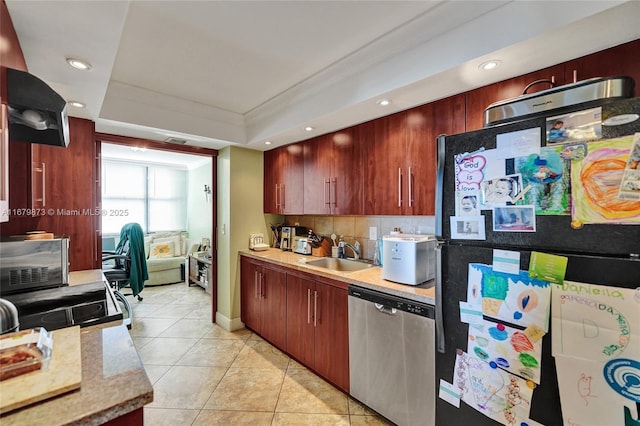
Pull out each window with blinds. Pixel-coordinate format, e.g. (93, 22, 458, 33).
(101, 160, 187, 234)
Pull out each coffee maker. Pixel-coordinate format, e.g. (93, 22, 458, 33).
(280, 226, 306, 251)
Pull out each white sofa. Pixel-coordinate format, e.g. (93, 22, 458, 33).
(143, 231, 190, 286)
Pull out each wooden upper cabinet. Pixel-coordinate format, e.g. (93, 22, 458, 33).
(330, 128, 362, 215)
(561, 39, 640, 88)
(362, 112, 406, 215)
(2, 118, 99, 270)
(265, 40, 639, 216)
(465, 65, 565, 132)
(405, 95, 466, 215)
(304, 129, 362, 215)
(263, 148, 280, 214)
(362, 96, 465, 216)
(264, 143, 304, 214)
(465, 39, 640, 132)
(303, 134, 332, 214)
(36, 118, 98, 270)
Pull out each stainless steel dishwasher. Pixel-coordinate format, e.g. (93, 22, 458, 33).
(348, 285, 435, 426)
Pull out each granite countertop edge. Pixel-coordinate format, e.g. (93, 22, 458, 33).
(2, 269, 153, 426)
(240, 248, 435, 305)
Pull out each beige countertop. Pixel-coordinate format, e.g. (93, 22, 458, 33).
(1, 270, 153, 425)
(240, 248, 435, 305)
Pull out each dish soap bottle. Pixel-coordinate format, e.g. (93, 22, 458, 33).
(376, 237, 383, 266)
(337, 236, 345, 259)
(373, 240, 381, 266)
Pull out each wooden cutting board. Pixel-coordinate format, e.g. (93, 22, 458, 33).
(0, 326, 82, 414)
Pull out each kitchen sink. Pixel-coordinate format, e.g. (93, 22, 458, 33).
(304, 257, 372, 273)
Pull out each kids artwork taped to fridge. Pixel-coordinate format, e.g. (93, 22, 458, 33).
(551, 281, 640, 426)
(466, 263, 552, 332)
(452, 350, 542, 426)
(570, 133, 640, 225)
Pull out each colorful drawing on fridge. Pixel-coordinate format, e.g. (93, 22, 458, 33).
(571, 134, 640, 224)
(467, 263, 552, 332)
(551, 281, 640, 426)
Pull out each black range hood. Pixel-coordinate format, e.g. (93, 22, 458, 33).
(6, 67, 70, 148)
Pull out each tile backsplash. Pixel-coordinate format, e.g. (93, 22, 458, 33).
(280, 215, 436, 260)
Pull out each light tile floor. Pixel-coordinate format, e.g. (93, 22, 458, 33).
(128, 283, 393, 425)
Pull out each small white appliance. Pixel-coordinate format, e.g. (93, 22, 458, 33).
(382, 234, 436, 285)
(293, 238, 312, 255)
(249, 234, 269, 251)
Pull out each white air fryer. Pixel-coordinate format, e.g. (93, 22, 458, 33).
(382, 234, 436, 285)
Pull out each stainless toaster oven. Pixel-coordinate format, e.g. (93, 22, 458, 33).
(0, 237, 69, 295)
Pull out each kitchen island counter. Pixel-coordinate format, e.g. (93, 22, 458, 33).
(1, 270, 153, 426)
(240, 248, 435, 305)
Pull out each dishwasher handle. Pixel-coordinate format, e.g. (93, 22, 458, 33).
(374, 303, 397, 316)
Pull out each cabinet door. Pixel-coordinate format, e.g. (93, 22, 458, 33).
(405, 96, 466, 215)
(362, 112, 407, 215)
(240, 258, 262, 333)
(303, 135, 333, 214)
(263, 148, 282, 214)
(265, 144, 304, 214)
(331, 128, 362, 215)
(314, 279, 349, 392)
(465, 65, 565, 132)
(281, 143, 304, 215)
(562, 39, 640, 87)
(285, 273, 315, 367)
(35, 118, 98, 270)
(260, 265, 287, 349)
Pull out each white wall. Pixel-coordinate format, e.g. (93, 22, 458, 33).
(186, 160, 214, 250)
(216, 146, 268, 331)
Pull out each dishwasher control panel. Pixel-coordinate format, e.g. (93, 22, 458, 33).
(348, 285, 435, 319)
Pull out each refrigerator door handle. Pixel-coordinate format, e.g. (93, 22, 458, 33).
(435, 241, 446, 353)
(435, 135, 446, 239)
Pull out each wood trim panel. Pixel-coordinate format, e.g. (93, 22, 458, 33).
(0, 0, 28, 75)
(95, 132, 218, 157)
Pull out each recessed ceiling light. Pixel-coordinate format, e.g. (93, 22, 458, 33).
(479, 60, 501, 71)
(66, 57, 92, 71)
(305, 126, 314, 132)
(377, 99, 391, 106)
(68, 101, 85, 108)
(265, 141, 272, 145)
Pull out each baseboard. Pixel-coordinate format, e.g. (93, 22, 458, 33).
(215, 312, 244, 332)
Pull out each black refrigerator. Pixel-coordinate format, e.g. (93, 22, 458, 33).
(434, 78, 640, 426)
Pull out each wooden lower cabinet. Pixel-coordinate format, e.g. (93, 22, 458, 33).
(240, 257, 287, 349)
(241, 256, 350, 393)
(312, 276, 349, 392)
(285, 273, 316, 366)
(285, 271, 350, 393)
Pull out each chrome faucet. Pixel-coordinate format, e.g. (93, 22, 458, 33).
(342, 240, 361, 260)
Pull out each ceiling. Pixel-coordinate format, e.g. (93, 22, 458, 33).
(6, 1, 640, 152)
